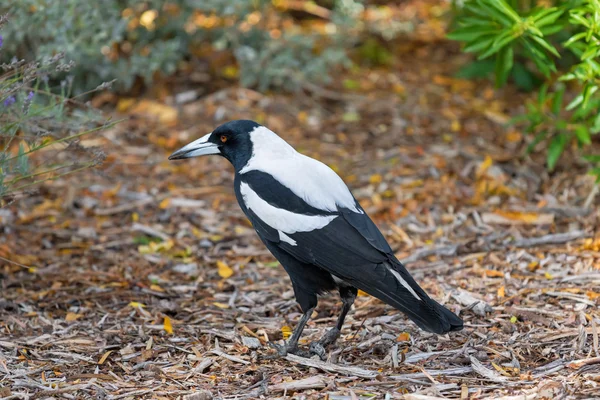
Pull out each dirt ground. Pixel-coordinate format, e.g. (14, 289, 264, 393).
(1, 40, 600, 399)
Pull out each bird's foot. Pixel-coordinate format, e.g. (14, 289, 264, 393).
(318, 327, 341, 347)
(306, 328, 341, 360)
(267, 341, 311, 358)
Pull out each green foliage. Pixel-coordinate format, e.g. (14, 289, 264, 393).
(449, 0, 600, 181)
(1, 0, 363, 93)
(1, 15, 114, 201)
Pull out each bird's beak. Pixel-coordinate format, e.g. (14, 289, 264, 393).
(168, 132, 220, 160)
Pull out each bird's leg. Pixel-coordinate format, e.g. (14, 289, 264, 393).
(309, 286, 357, 359)
(269, 307, 314, 357)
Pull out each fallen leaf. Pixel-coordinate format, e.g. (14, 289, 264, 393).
(497, 285, 505, 298)
(159, 198, 171, 209)
(213, 302, 230, 309)
(397, 332, 410, 342)
(281, 325, 292, 339)
(128, 301, 146, 308)
(65, 312, 83, 322)
(98, 350, 113, 365)
(476, 155, 493, 178)
(482, 211, 554, 225)
(163, 316, 173, 335)
(217, 261, 234, 279)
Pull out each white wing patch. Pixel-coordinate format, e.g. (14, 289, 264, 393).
(240, 182, 337, 236)
(240, 126, 362, 214)
(388, 265, 422, 301)
(278, 231, 297, 246)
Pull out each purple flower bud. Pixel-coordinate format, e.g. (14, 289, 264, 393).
(3, 96, 15, 107)
(0, 35, 3, 49)
(27, 91, 34, 100)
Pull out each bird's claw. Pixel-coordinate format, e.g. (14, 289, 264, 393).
(267, 341, 311, 358)
(318, 327, 341, 348)
(308, 342, 327, 360)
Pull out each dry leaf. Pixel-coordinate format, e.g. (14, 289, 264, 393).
(163, 316, 173, 335)
(281, 325, 292, 339)
(497, 285, 506, 298)
(482, 211, 554, 226)
(217, 261, 234, 279)
(397, 332, 410, 342)
(98, 350, 112, 365)
(128, 301, 146, 308)
(65, 312, 83, 322)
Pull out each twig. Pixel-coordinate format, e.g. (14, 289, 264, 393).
(284, 354, 378, 379)
(206, 339, 249, 365)
(507, 230, 589, 248)
(390, 367, 474, 381)
(269, 375, 328, 392)
(469, 356, 508, 383)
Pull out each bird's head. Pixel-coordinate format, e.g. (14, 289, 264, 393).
(168, 119, 261, 170)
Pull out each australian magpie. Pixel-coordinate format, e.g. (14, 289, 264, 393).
(169, 120, 463, 357)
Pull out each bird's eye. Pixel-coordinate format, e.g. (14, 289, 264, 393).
(220, 135, 228, 143)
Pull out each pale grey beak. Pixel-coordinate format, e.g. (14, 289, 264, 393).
(168, 132, 220, 160)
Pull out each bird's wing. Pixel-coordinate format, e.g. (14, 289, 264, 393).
(234, 171, 461, 334)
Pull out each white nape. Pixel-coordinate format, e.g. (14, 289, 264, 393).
(240, 182, 337, 235)
(240, 126, 362, 214)
(387, 264, 422, 301)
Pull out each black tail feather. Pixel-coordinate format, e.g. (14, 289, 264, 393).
(346, 258, 464, 334)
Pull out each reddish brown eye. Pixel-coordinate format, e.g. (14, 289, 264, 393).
(220, 135, 227, 143)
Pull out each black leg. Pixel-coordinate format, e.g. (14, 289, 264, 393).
(309, 286, 357, 359)
(270, 307, 315, 357)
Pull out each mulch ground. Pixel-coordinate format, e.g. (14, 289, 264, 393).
(2, 40, 600, 399)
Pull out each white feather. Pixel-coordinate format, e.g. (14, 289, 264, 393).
(240, 126, 362, 213)
(388, 265, 421, 301)
(278, 231, 297, 246)
(240, 182, 337, 235)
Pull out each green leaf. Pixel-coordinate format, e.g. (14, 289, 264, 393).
(528, 34, 561, 58)
(583, 155, 600, 162)
(547, 133, 567, 170)
(538, 83, 549, 107)
(563, 32, 587, 48)
(581, 84, 598, 110)
(479, 30, 517, 59)
(581, 46, 600, 61)
(489, 0, 522, 23)
(478, 2, 516, 26)
(495, 46, 514, 87)
(464, 36, 496, 53)
(455, 59, 496, 79)
(575, 126, 592, 145)
(534, 8, 564, 27)
(570, 13, 591, 28)
(512, 63, 539, 92)
(551, 86, 565, 114)
(593, 112, 600, 133)
(447, 27, 502, 42)
(590, 167, 600, 183)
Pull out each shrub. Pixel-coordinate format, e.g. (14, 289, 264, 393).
(0, 15, 115, 202)
(448, 0, 600, 180)
(1, 0, 364, 93)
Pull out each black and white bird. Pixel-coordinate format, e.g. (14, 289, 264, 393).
(169, 120, 463, 357)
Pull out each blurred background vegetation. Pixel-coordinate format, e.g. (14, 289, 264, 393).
(1, 0, 599, 202)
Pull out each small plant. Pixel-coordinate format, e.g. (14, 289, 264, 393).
(0, 15, 116, 202)
(449, 0, 600, 181)
(1, 0, 364, 93)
